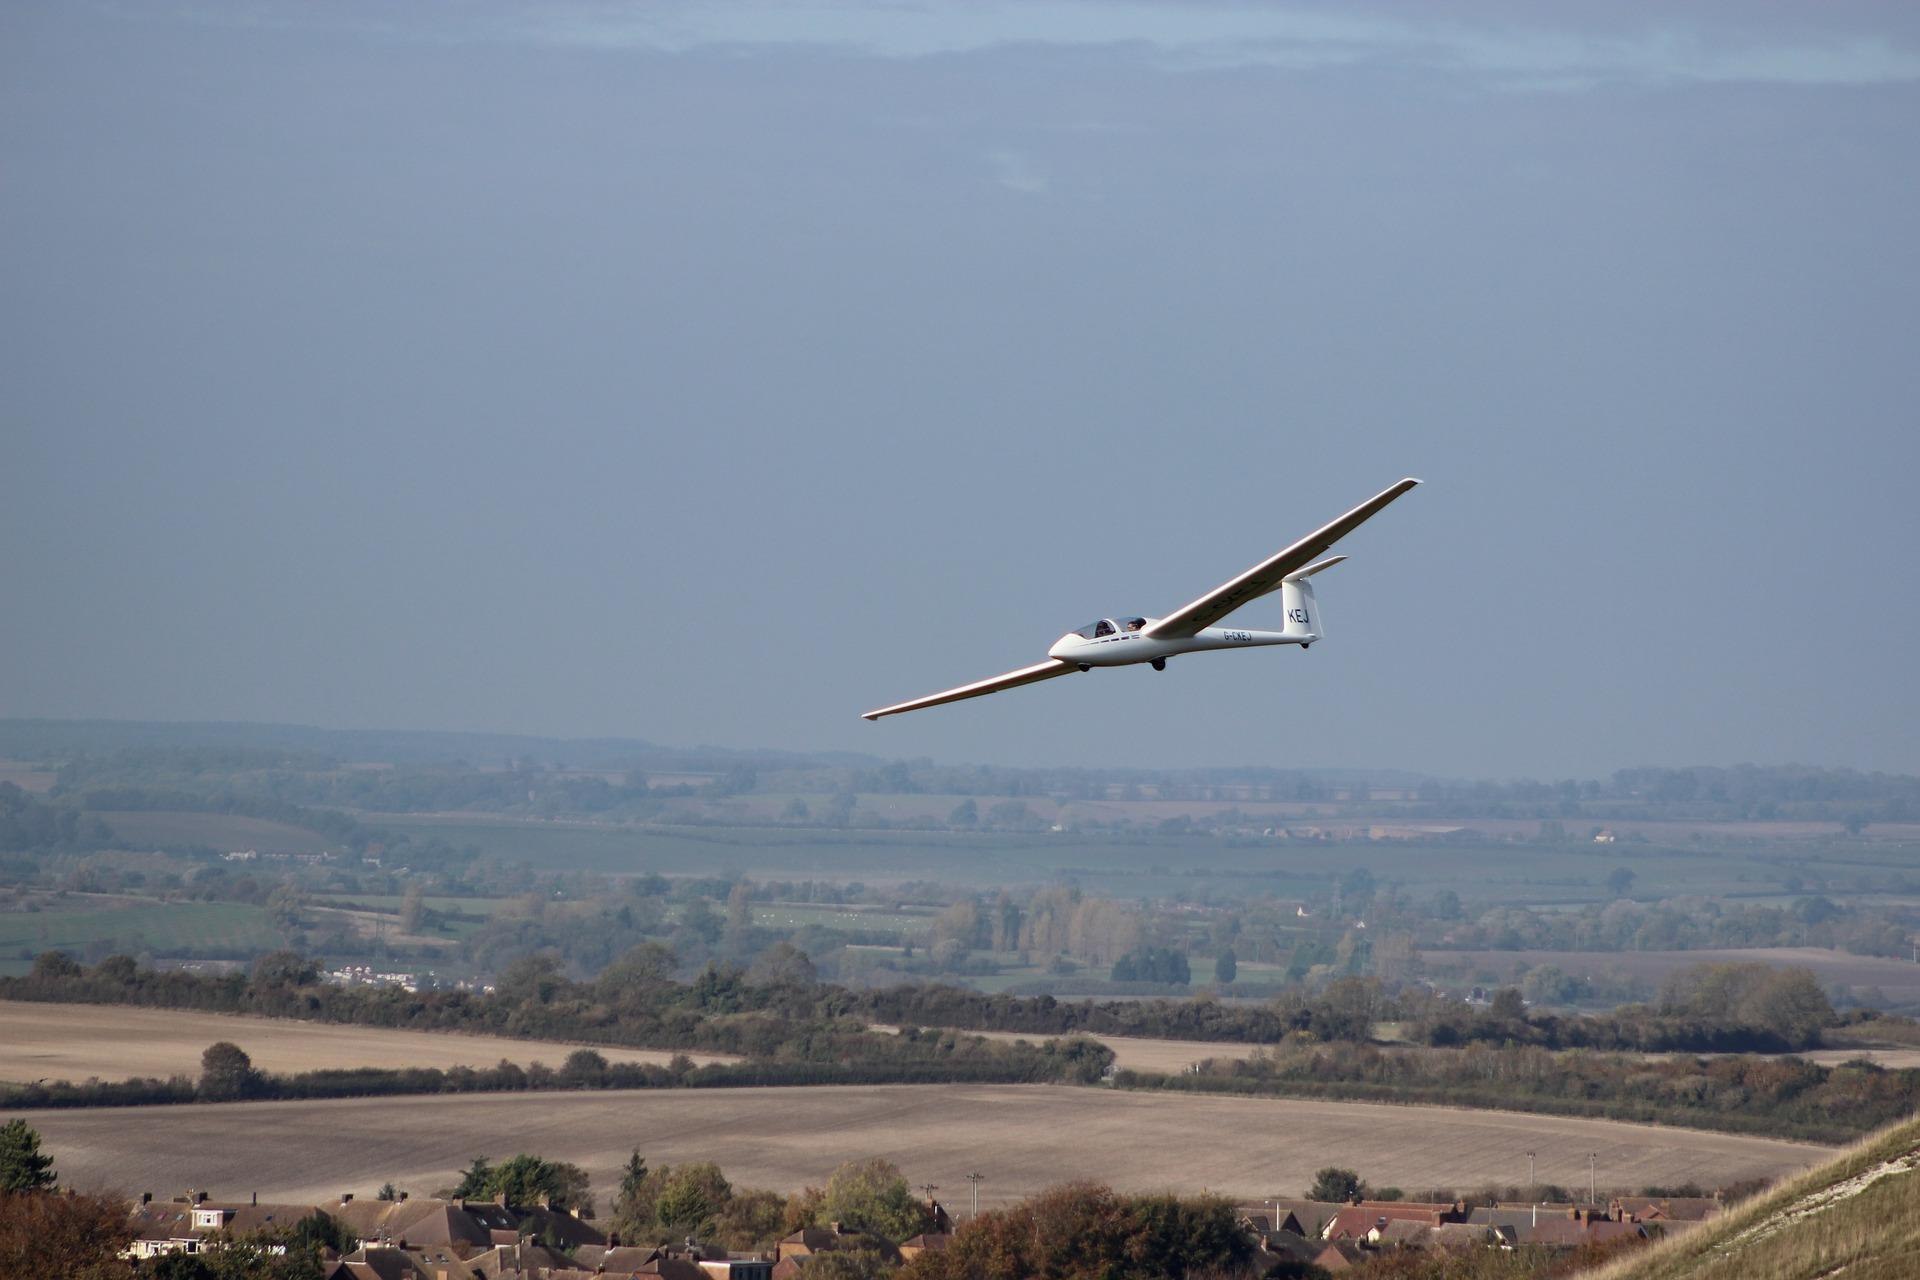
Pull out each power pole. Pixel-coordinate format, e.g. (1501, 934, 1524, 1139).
(1589, 1153, 1597, 1206)
(966, 1172, 984, 1221)
(1526, 1151, 1535, 1191)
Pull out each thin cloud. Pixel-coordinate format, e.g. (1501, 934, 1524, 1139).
(490, 2, 1920, 89)
(987, 148, 1049, 195)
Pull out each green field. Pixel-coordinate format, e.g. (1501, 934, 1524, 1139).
(367, 814, 1808, 904)
(309, 893, 513, 917)
(98, 810, 336, 854)
(0, 899, 282, 974)
(751, 903, 935, 933)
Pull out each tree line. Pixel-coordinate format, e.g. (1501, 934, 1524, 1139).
(1117, 1035, 1919, 1143)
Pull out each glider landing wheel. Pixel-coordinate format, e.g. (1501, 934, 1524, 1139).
(1077, 663, 1091, 673)
(1151, 658, 1166, 671)
(1301, 643, 1311, 650)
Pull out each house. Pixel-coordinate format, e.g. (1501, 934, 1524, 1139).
(1311, 1240, 1369, 1272)
(329, 1194, 605, 1256)
(1370, 1219, 1435, 1247)
(324, 1246, 433, 1280)
(774, 1222, 899, 1264)
(897, 1233, 949, 1262)
(1322, 1201, 1467, 1240)
(1426, 1223, 1512, 1251)
(125, 1193, 322, 1260)
(1612, 1195, 1723, 1224)
(1246, 1198, 1344, 1240)
(1521, 1216, 1647, 1248)
(572, 1244, 662, 1274)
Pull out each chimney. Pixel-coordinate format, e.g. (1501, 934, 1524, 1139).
(141, 1193, 152, 1205)
(251, 1192, 258, 1206)
(342, 1193, 354, 1203)
(196, 1191, 209, 1204)
(399, 1191, 409, 1201)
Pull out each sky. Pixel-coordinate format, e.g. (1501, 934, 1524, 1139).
(2, 1, 1917, 779)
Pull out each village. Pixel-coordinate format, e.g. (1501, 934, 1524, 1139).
(115, 1178, 1723, 1279)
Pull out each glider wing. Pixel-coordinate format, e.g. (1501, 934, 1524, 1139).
(862, 659, 1076, 721)
(1144, 478, 1420, 639)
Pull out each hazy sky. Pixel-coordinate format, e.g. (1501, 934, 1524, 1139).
(3, 2, 1917, 779)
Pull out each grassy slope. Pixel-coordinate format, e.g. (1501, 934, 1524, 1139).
(1585, 1113, 1920, 1280)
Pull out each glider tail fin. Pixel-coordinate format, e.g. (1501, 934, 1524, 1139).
(1280, 577, 1321, 643)
(1282, 556, 1342, 643)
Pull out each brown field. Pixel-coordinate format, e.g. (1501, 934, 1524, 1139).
(0, 759, 57, 792)
(1424, 947, 1920, 1002)
(30, 1084, 1826, 1209)
(0, 1001, 736, 1083)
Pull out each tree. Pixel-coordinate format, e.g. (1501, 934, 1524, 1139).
(1490, 987, 1527, 1021)
(618, 1150, 649, 1204)
(805, 1250, 896, 1280)
(726, 881, 754, 938)
(399, 884, 427, 933)
(198, 1041, 260, 1101)
(484, 1153, 594, 1213)
(1212, 948, 1238, 985)
(92, 954, 138, 985)
(819, 1158, 923, 1243)
(749, 941, 816, 987)
(251, 950, 317, 988)
(377, 1183, 398, 1202)
(497, 953, 565, 1004)
(0, 1186, 134, 1279)
(561, 1049, 609, 1085)
(712, 1187, 786, 1252)
(1307, 1167, 1364, 1202)
(1606, 867, 1637, 897)
(656, 1162, 731, 1235)
(0, 1119, 55, 1192)
(947, 798, 978, 828)
(1740, 969, 1836, 1049)
(29, 950, 81, 981)
(453, 1156, 494, 1198)
(1111, 945, 1190, 985)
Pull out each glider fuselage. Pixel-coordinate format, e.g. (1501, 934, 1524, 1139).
(1047, 623, 1301, 668)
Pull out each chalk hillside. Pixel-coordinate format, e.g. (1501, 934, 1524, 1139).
(1583, 1112, 1920, 1280)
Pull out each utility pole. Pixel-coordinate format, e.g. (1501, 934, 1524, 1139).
(1589, 1153, 1597, 1206)
(1526, 1151, 1535, 1191)
(966, 1172, 984, 1220)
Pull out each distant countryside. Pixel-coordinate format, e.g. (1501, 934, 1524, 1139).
(5, 720, 1920, 1279)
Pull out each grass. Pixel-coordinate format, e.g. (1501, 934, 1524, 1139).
(1583, 1112, 1920, 1280)
(0, 900, 281, 972)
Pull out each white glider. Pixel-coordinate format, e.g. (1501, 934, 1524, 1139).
(862, 477, 1420, 721)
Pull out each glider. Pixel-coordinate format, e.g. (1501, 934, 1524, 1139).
(862, 477, 1420, 721)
